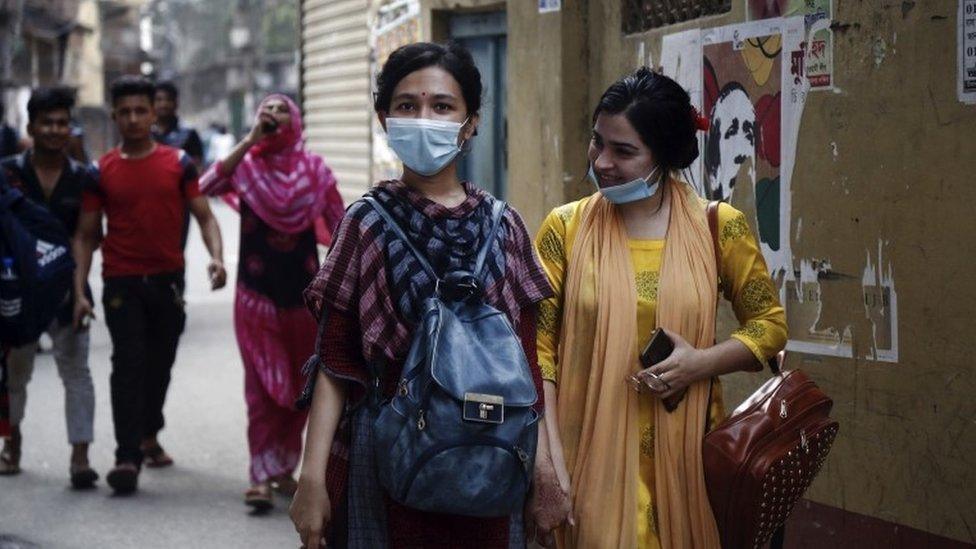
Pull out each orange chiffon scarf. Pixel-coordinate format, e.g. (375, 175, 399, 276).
(555, 181, 720, 548)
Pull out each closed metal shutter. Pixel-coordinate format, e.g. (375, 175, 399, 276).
(301, 0, 371, 203)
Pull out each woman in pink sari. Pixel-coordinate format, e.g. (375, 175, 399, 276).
(200, 94, 344, 511)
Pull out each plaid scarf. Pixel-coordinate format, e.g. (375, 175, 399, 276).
(304, 179, 552, 370)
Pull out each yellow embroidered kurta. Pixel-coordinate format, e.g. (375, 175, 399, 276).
(535, 196, 787, 548)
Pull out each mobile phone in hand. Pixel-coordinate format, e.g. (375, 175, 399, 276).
(261, 118, 278, 133)
(639, 328, 674, 369)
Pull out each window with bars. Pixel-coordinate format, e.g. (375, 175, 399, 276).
(622, 0, 732, 34)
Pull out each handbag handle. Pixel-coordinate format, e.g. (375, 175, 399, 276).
(707, 201, 783, 376)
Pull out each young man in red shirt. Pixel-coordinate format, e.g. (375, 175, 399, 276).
(73, 76, 227, 494)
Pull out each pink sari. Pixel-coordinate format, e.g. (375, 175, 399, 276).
(200, 94, 345, 483)
(207, 94, 345, 240)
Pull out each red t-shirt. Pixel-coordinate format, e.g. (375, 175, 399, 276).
(82, 145, 201, 277)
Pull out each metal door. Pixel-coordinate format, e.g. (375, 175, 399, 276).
(449, 11, 507, 199)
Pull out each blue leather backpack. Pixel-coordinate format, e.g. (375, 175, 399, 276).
(363, 196, 539, 518)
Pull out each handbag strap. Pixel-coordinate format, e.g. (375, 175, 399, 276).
(706, 200, 782, 375)
(706, 200, 721, 272)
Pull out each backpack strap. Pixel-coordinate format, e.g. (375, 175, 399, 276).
(707, 201, 783, 376)
(363, 196, 439, 282)
(364, 195, 506, 296)
(473, 200, 507, 280)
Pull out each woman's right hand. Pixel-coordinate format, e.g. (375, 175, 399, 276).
(289, 477, 331, 548)
(246, 112, 278, 145)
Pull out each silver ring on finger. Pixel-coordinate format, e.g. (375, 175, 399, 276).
(645, 371, 671, 392)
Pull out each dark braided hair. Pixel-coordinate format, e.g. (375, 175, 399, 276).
(593, 67, 699, 177)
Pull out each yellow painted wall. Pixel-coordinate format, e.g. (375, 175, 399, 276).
(308, 0, 976, 541)
(506, 0, 976, 543)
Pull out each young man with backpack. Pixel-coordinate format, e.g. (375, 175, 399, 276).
(73, 76, 227, 494)
(0, 88, 99, 488)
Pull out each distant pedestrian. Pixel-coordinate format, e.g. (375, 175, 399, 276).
(206, 123, 235, 165)
(0, 349, 10, 439)
(200, 94, 344, 511)
(153, 80, 204, 249)
(0, 88, 99, 489)
(73, 75, 227, 495)
(152, 81, 204, 167)
(67, 122, 90, 164)
(0, 99, 24, 158)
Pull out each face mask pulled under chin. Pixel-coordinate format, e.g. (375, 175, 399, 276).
(385, 117, 469, 177)
(588, 164, 661, 205)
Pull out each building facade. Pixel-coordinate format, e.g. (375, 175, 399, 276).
(300, 1, 976, 545)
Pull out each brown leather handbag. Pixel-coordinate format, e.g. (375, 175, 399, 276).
(703, 359, 839, 549)
(702, 202, 840, 549)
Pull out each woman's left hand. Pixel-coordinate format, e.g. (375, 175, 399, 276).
(635, 328, 712, 400)
(525, 455, 573, 548)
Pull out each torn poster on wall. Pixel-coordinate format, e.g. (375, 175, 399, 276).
(661, 29, 704, 192)
(701, 17, 805, 274)
(783, 244, 898, 362)
(658, 18, 898, 362)
(746, 0, 834, 91)
(961, 0, 976, 104)
(784, 259, 854, 359)
(746, 0, 831, 21)
(538, 0, 561, 14)
(860, 241, 898, 362)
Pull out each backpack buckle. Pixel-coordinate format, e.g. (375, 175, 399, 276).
(463, 393, 504, 424)
(439, 271, 483, 302)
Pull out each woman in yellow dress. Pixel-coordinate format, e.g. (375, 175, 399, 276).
(533, 68, 788, 548)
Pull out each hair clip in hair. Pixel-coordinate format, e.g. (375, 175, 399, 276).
(691, 106, 710, 132)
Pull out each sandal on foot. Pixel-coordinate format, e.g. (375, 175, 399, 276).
(142, 443, 174, 468)
(106, 463, 139, 494)
(0, 447, 21, 476)
(70, 466, 99, 489)
(270, 475, 298, 498)
(245, 483, 273, 512)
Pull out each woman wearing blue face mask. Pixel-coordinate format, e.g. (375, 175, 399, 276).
(290, 41, 562, 549)
(533, 68, 788, 548)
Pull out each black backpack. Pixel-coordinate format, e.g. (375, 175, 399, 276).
(0, 182, 74, 346)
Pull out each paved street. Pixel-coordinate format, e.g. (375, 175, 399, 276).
(1, 201, 300, 548)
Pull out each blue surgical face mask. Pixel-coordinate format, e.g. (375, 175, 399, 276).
(385, 117, 469, 176)
(588, 164, 661, 204)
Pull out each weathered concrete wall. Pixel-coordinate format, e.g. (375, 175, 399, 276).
(507, 0, 590, 230)
(422, 0, 503, 41)
(507, 0, 976, 542)
(319, 0, 976, 542)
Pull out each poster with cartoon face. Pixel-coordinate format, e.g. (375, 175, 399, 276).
(698, 17, 806, 278)
(703, 28, 783, 255)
